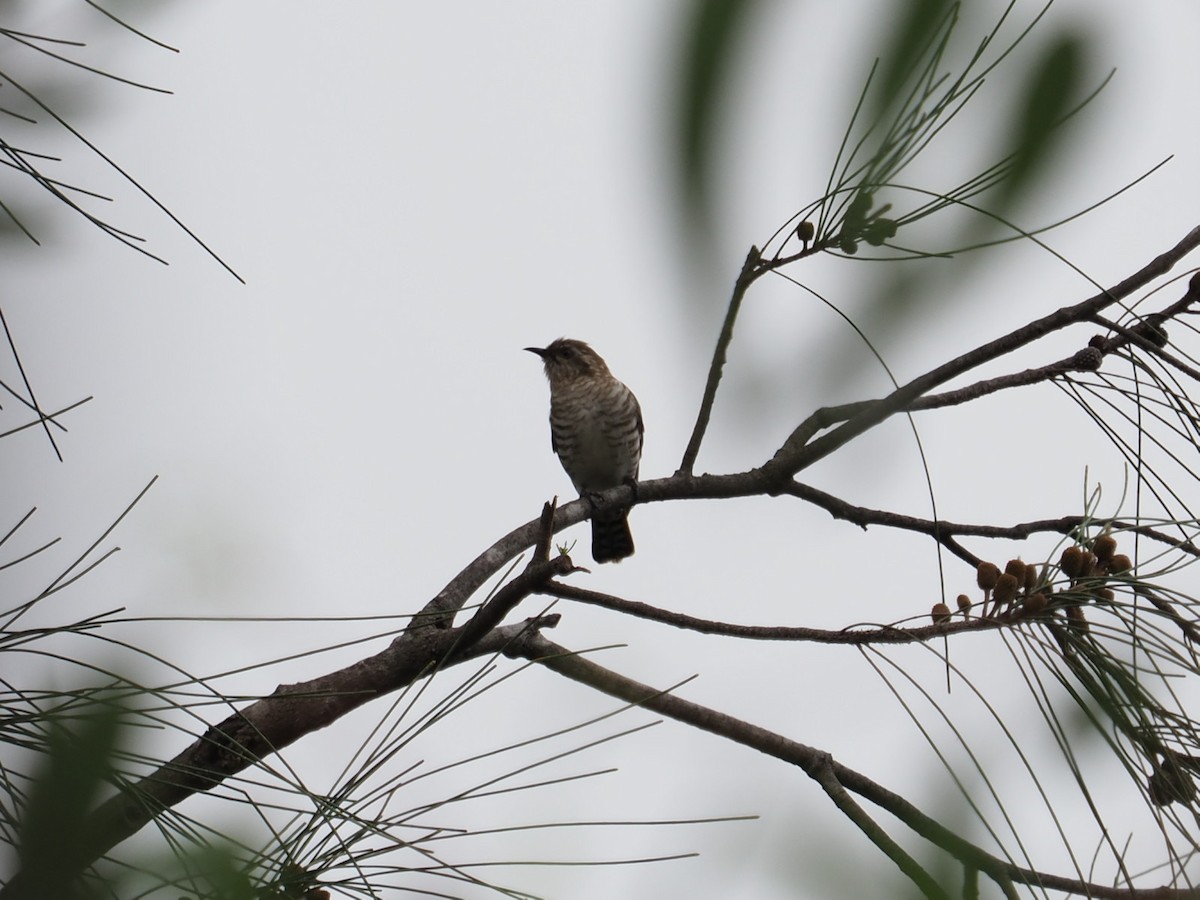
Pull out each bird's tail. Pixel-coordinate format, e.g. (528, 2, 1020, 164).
(592, 509, 634, 563)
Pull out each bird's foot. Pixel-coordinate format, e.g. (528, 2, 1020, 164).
(622, 476, 640, 504)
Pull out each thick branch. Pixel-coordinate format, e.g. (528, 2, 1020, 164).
(509, 632, 1196, 899)
(407, 459, 1200, 640)
(448, 499, 578, 651)
(408, 229, 1200, 636)
(0, 615, 561, 900)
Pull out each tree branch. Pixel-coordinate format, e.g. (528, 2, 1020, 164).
(509, 632, 1198, 899)
(542, 580, 1020, 642)
(809, 752, 952, 900)
(765, 226, 1200, 479)
(678, 245, 763, 476)
(405, 229, 1200, 637)
(783, 482, 1200, 564)
(783, 273, 1200, 447)
(0, 614, 562, 900)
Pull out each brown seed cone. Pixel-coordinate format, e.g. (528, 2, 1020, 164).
(1023, 563, 1039, 594)
(976, 562, 1001, 592)
(993, 573, 1020, 607)
(1060, 546, 1087, 578)
(1004, 558, 1027, 583)
(1023, 592, 1048, 615)
(1092, 533, 1117, 562)
(1107, 554, 1132, 574)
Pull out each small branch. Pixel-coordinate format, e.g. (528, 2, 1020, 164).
(450, 501, 578, 652)
(409, 496, 600, 631)
(678, 245, 764, 476)
(765, 225, 1200, 479)
(776, 344, 1103, 455)
(508, 632, 1200, 899)
(533, 496, 558, 561)
(809, 753, 952, 900)
(406, 461, 1200, 646)
(783, 483, 1200, 563)
(1137, 586, 1200, 645)
(542, 580, 1020, 643)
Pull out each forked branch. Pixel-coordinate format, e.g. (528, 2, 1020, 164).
(509, 632, 1195, 899)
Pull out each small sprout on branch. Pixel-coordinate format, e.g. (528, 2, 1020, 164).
(1072, 346, 1103, 370)
(796, 220, 815, 243)
(931, 602, 952, 624)
(956, 593, 972, 616)
(1136, 313, 1170, 348)
(1148, 757, 1197, 807)
(975, 560, 1001, 616)
(863, 217, 898, 246)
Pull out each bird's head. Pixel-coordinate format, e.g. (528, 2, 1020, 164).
(525, 338, 609, 383)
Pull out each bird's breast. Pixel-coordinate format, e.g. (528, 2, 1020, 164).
(548, 380, 641, 492)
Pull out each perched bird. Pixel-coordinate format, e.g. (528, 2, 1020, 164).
(526, 338, 643, 563)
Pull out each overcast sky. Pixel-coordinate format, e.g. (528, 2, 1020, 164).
(7, 2, 1200, 897)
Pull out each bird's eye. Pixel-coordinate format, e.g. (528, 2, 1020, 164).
(559, 347, 574, 358)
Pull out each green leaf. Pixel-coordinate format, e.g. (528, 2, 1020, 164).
(998, 32, 1086, 209)
(673, 0, 766, 235)
(14, 697, 123, 899)
(871, 0, 955, 119)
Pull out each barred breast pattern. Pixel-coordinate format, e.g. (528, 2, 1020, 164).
(549, 375, 642, 494)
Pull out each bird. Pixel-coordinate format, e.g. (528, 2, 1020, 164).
(526, 338, 643, 563)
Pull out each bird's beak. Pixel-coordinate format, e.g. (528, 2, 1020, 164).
(524, 346, 546, 358)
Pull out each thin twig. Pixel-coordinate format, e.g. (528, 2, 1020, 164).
(783, 482, 1200, 562)
(678, 245, 763, 475)
(542, 580, 1017, 643)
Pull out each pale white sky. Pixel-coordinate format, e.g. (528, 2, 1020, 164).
(6, 2, 1200, 897)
